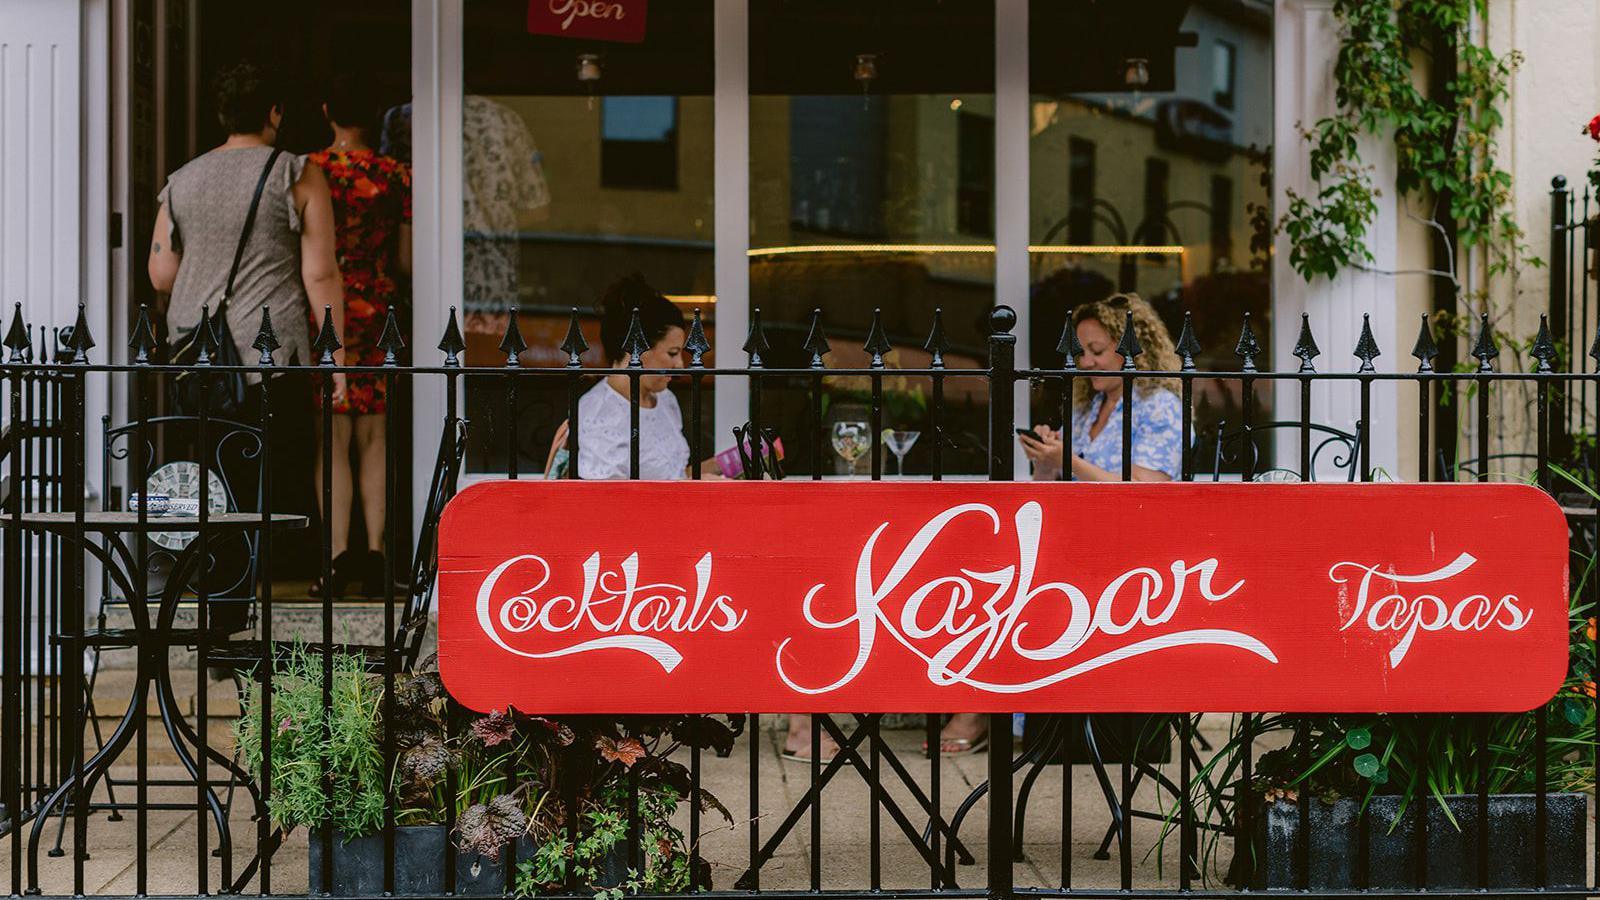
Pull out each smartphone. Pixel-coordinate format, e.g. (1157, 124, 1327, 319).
(1015, 426, 1058, 437)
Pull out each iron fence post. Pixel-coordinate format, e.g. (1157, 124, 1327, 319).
(986, 306, 1016, 900)
(1550, 176, 1571, 460)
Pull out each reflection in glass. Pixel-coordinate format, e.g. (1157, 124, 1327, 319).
(1027, 0, 1273, 473)
(750, 1, 996, 476)
(460, 0, 715, 474)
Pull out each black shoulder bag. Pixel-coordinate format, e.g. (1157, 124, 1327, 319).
(169, 148, 284, 418)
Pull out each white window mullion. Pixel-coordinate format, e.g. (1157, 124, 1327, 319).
(712, 0, 750, 443)
(996, 0, 1030, 466)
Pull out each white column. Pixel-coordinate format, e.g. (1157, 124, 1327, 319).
(712, 0, 750, 440)
(1273, 0, 1400, 479)
(995, 0, 1030, 467)
(411, 0, 464, 540)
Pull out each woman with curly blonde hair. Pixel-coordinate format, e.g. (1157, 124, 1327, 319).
(936, 294, 1185, 755)
(1018, 292, 1183, 483)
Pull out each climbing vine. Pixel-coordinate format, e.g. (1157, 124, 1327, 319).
(1280, 0, 1529, 285)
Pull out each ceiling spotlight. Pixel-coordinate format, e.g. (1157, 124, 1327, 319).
(1123, 57, 1150, 88)
(577, 53, 603, 84)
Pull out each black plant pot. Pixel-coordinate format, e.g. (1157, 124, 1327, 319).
(1249, 794, 1586, 892)
(309, 828, 626, 895)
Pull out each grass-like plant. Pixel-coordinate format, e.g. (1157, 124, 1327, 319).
(234, 644, 386, 837)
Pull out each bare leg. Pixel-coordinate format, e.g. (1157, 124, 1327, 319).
(352, 413, 387, 553)
(313, 414, 354, 558)
(938, 713, 989, 754)
(784, 715, 839, 761)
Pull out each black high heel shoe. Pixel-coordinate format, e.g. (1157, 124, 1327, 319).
(361, 549, 387, 599)
(308, 550, 360, 601)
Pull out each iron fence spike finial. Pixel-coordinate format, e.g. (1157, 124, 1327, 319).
(743, 307, 769, 368)
(1470, 312, 1499, 372)
(1588, 316, 1600, 365)
(68, 302, 96, 363)
(499, 305, 528, 367)
(1057, 308, 1084, 369)
(251, 306, 280, 366)
(1531, 314, 1556, 373)
(1234, 312, 1260, 373)
(865, 307, 892, 368)
(924, 307, 950, 369)
(990, 305, 1017, 335)
(1175, 311, 1201, 371)
(1411, 313, 1439, 372)
(128, 304, 157, 364)
(623, 306, 650, 367)
(1353, 313, 1381, 373)
(196, 304, 219, 364)
(439, 306, 466, 367)
(1291, 312, 1320, 373)
(1116, 309, 1143, 370)
(558, 306, 589, 367)
(312, 305, 343, 366)
(803, 308, 831, 369)
(377, 308, 405, 366)
(3, 303, 28, 363)
(685, 307, 710, 368)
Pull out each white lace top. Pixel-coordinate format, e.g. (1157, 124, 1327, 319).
(576, 379, 690, 480)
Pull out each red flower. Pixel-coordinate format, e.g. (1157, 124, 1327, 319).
(1586, 114, 1600, 142)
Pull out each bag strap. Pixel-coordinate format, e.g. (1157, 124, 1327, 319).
(219, 147, 285, 314)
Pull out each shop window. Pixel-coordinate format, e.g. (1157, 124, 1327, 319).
(1027, 0, 1273, 474)
(750, 0, 996, 477)
(600, 97, 680, 191)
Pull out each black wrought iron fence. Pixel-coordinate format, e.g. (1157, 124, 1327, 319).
(0, 293, 1595, 900)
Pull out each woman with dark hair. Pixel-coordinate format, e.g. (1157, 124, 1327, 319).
(306, 76, 413, 599)
(149, 61, 344, 385)
(572, 274, 692, 480)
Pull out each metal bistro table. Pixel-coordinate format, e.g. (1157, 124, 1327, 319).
(19, 510, 306, 880)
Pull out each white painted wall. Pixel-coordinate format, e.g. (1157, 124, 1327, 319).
(1273, 0, 1402, 479)
(0, 0, 110, 669)
(1486, 0, 1600, 339)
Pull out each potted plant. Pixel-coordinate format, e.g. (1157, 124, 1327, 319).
(1167, 605, 1593, 890)
(236, 647, 736, 896)
(506, 713, 740, 898)
(235, 649, 534, 895)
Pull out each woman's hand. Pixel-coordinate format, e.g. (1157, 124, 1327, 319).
(331, 371, 348, 407)
(1019, 425, 1065, 477)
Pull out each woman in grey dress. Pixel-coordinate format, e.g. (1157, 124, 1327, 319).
(147, 62, 345, 395)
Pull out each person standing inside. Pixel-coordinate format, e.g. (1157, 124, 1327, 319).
(305, 78, 413, 599)
(149, 61, 345, 385)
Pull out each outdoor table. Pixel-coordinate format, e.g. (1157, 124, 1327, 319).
(19, 511, 307, 872)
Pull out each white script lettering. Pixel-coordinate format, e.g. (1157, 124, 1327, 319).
(775, 501, 1274, 694)
(475, 551, 746, 671)
(1329, 552, 1530, 668)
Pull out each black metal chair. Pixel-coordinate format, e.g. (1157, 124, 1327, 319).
(48, 415, 267, 851)
(1196, 420, 1364, 482)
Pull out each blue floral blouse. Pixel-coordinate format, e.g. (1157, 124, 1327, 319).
(1068, 388, 1184, 479)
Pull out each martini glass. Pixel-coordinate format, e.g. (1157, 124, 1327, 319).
(831, 421, 871, 476)
(884, 430, 921, 478)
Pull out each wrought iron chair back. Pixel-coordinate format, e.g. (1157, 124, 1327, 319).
(1196, 420, 1363, 482)
(98, 414, 265, 610)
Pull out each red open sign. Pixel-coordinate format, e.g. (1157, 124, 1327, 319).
(437, 481, 1569, 714)
(527, 0, 647, 43)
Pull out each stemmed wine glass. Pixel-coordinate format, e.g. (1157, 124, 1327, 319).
(884, 430, 921, 478)
(831, 421, 871, 476)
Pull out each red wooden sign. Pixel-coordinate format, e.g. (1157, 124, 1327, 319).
(527, 0, 648, 43)
(437, 481, 1570, 714)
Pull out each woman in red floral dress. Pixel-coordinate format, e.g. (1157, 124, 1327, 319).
(308, 79, 412, 599)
